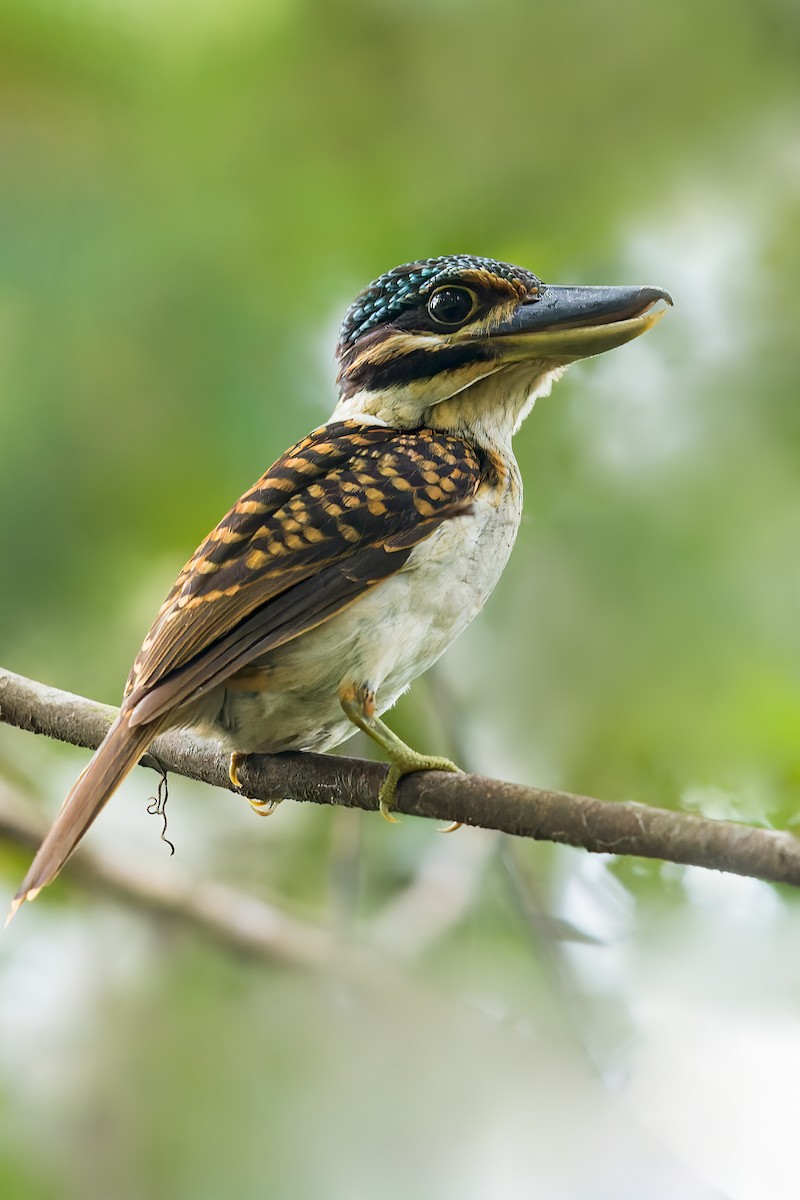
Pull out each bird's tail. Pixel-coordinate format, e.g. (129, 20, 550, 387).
(7, 712, 162, 924)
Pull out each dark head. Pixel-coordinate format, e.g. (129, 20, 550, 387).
(334, 254, 671, 443)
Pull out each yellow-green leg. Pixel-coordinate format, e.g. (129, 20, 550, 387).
(340, 684, 462, 824)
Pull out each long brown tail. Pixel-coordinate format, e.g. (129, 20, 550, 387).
(7, 712, 162, 923)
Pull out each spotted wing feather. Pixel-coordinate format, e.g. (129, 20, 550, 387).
(126, 421, 482, 725)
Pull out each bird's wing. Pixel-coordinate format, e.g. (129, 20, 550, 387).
(125, 420, 482, 726)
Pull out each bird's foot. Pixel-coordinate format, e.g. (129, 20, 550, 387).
(379, 753, 461, 824)
(229, 752, 283, 817)
(339, 682, 463, 827)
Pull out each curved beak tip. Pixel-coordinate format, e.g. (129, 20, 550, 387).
(646, 286, 674, 309)
(643, 288, 674, 327)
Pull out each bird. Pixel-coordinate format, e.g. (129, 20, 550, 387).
(8, 254, 671, 920)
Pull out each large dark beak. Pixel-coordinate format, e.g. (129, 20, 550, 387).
(492, 284, 673, 363)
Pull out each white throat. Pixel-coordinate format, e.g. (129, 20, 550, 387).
(331, 361, 567, 450)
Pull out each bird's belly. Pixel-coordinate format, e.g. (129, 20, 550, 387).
(201, 484, 521, 755)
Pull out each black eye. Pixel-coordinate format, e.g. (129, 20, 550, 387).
(426, 286, 477, 326)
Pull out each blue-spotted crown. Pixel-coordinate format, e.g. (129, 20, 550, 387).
(339, 255, 541, 350)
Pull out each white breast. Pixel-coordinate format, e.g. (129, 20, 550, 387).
(209, 454, 523, 755)
(355, 464, 523, 702)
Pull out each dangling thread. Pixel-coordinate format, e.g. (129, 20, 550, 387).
(146, 769, 175, 856)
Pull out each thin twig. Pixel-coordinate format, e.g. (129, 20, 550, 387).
(2, 666, 800, 888)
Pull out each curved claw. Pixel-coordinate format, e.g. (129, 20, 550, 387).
(248, 798, 281, 818)
(437, 820, 463, 834)
(229, 752, 245, 789)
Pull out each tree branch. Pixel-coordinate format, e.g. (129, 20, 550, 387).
(2, 666, 799, 889)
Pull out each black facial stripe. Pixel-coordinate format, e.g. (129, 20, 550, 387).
(341, 340, 497, 397)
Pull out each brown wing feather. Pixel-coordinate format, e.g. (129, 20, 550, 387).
(128, 502, 472, 725)
(126, 422, 395, 697)
(8, 421, 481, 918)
(126, 421, 482, 724)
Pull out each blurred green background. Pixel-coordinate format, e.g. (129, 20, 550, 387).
(1, 0, 799, 1196)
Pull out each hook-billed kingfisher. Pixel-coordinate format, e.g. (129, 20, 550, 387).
(10, 254, 671, 918)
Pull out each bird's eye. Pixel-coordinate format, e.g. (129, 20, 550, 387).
(426, 286, 478, 327)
